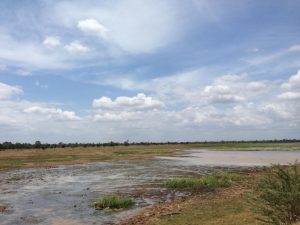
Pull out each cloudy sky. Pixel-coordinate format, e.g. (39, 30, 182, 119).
(0, 0, 300, 143)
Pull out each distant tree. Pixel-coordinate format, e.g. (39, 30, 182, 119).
(34, 141, 42, 148)
(124, 140, 129, 146)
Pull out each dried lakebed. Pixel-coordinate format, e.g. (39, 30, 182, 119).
(1, 149, 300, 225)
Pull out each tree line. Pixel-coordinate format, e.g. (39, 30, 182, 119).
(0, 139, 299, 150)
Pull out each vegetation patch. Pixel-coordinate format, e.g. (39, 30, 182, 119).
(165, 173, 244, 192)
(95, 195, 134, 210)
(114, 149, 174, 156)
(248, 162, 300, 224)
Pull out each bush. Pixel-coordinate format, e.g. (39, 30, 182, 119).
(249, 163, 300, 225)
(165, 173, 243, 192)
(95, 195, 134, 210)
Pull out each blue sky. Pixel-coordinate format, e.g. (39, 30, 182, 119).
(0, 0, 300, 143)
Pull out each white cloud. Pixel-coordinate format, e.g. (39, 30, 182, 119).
(16, 69, 31, 76)
(43, 36, 61, 48)
(0, 31, 69, 69)
(179, 104, 272, 128)
(281, 70, 300, 90)
(278, 91, 300, 100)
(53, 0, 184, 53)
(247, 81, 266, 91)
(0, 82, 23, 99)
(94, 111, 142, 122)
(99, 71, 272, 106)
(247, 48, 260, 53)
(92, 93, 165, 122)
(78, 18, 108, 39)
(64, 40, 90, 53)
(35, 81, 48, 89)
(187, 74, 269, 105)
(24, 106, 80, 121)
(202, 84, 245, 104)
(93, 93, 164, 110)
(289, 44, 300, 52)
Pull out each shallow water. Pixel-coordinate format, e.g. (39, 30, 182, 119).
(1, 149, 300, 225)
(159, 149, 300, 166)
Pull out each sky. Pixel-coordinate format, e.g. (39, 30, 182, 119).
(0, 0, 300, 143)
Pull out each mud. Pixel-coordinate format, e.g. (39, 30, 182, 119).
(0, 149, 299, 225)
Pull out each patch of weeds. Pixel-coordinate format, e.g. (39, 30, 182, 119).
(95, 195, 134, 210)
(165, 173, 244, 192)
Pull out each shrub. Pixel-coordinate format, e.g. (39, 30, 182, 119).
(249, 163, 300, 225)
(95, 195, 134, 210)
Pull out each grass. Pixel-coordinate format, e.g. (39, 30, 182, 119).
(0, 145, 180, 170)
(0, 155, 81, 169)
(165, 173, 244, 192)
(151, 195, 261, 225)
(146, 165, 299, 225)
(0, 142, 299, 170)
(94, 195, 134, 210)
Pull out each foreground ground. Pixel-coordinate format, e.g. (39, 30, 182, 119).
(1, 142, 299, 170)
(1, 144, 300, 224)
(120, 171, 262, 225)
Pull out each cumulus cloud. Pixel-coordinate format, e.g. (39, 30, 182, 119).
(281, 70, 300, 90)
(64, 41, 90, 53)
(93, 93, 164, 110)
(24, 106, 80, 121)
(202, 84, 245, 104)
(78, 18, 108, 39)
(276, 71, 300, 111)
(0, 82, 23, 99)
(52, 0, 184, 53)
(94, 111, 142, 122)
(0, 32, 68, 69)
(43, 36, 61, 48)
(178, 104, 272, 128)
(278, 91, 300, 100)
(92, 93, 165, 122)
(191, 74, 269, 105)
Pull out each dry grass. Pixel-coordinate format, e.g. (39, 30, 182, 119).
(0, 145, 183, 170)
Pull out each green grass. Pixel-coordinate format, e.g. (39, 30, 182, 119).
(151, 195, 260, 225)
(94, 195, 135, 210)
(165, 173, 244, 192)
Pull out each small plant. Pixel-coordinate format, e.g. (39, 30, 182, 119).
(165, 173, 243, 192)
(94, 195, 134, 210)
(249, 162, 300, 225)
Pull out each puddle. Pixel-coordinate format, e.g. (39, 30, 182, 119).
(1, 149, 300, 225)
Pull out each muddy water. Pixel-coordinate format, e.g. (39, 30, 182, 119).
(159, 149, 300, 166)
(0, 149, 300, 225)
